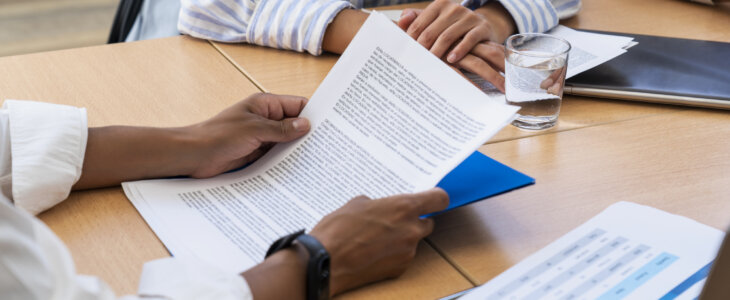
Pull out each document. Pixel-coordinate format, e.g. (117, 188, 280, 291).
(461, 202, 725, 300)
(547, 25, 635, 79)
(122, 12, 518, 273)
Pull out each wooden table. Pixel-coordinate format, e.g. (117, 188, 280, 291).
(1, 0, 727, 299)
(0, 35, 470, 299)
(208, 0, 730, 295)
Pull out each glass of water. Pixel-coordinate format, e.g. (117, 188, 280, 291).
(505, 33, 571, 130)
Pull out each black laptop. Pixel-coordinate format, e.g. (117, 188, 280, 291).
(565, 31, 730, 110)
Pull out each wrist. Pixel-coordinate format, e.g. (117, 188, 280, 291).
(322, 9, 369, 54)
(242, 243, 309, 300)
(475, 1, 517, 42)
(162, 124, 212, 177)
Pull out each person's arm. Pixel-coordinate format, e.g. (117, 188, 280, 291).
(74, 93, 310, 190)
(178, 0, 353, 55)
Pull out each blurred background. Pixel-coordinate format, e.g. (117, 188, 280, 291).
(0, 0, 118, 57)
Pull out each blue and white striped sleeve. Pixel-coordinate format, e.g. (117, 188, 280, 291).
(178, 0, 353, 55)
(461, 0, 582, 33)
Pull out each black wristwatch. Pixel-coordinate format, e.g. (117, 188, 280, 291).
(266, 229, 330, 300)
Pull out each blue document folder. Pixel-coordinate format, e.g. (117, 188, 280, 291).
(433, 151, 534, 214)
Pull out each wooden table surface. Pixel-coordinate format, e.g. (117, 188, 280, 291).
(0, 35, 471, 299)
(430, 108, 730, 285)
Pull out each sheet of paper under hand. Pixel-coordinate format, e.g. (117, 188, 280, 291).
(122, 12, 518, 273)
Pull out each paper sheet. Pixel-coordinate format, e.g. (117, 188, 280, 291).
(547, 25, 634, 79)
(122, 12, 518, 273)
(461, 202, 725, 300)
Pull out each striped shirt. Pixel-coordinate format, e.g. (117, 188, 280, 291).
(178, 0, 582, 56)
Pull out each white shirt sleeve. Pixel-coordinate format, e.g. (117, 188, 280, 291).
(0, 100, 253, 300)
(3, 100, 88, 215)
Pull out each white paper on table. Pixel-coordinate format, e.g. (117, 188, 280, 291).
(547, 25, 634, 79)
(122, 12, 518, 273)
(461, 202, 725, 300)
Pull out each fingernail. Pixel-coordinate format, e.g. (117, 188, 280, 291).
(293, 118, 309, 132)
(447, 53, 457, 63)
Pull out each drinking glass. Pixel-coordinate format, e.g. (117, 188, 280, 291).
(505, 33, 571, 130)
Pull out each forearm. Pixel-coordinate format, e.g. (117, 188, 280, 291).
(322, 8, 369, 54)
(74, 126, 199, 190)
(474, 1, 517, 43)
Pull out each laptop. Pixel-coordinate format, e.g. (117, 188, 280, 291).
(564, 31, 730, 110)
(442, 229, 730, 299)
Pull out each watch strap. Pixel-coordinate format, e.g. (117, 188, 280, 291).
(296, 234, 331, 300)
(265, 229, 305, 258)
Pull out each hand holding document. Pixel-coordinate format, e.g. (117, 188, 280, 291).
(123, 12, 518, 273)
(460, 202, 724, 300)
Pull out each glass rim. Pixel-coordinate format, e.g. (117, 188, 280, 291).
(505, 33, 572, 58)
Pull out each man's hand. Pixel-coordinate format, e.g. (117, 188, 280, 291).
(184, 93, 310, 178)
(242, 189, 450, 299)
(311, 188, 449, 295)
(74, 93, 310, 189)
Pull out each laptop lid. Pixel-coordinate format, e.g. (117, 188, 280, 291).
(699, 229, 730, 300)
(565, 31, 730, 110)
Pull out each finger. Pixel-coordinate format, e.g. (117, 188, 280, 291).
(540, 69, 561, 89)
(405, 3, 441, 41)
(397, 9, 420, 31)
(429, 20, 474, 59)
(254, 117, 310, 143)
(447, 26, 491, 63)
(411, 188, 450, 216)
(416, 12, 463, 50)
(470, 42, 506, 72)
(457, 53, 505, 92)
(247, 93, 309, 120)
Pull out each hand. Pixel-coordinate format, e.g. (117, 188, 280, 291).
(457, 42, 507, 92)
(398, 0, 497, 63)
(540, 67, 567, 96)
(311, 188, 449, 296)
(184, 93, 310, 178)
(398, 0, 514, 92)
(241, 189, 449, 299)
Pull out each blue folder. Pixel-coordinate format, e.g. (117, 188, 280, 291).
(432, 151, 534, 215)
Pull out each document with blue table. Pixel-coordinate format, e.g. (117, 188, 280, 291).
(123, 12, 524, 273)
(460, 202, 725, 300)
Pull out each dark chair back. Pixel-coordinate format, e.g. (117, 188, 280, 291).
(108, 0, 145, 43)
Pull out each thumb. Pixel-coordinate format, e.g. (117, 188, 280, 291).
(256, 117, 310, 143)
(398, 9, 419, 30)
